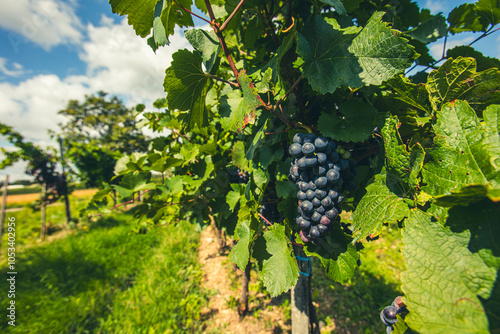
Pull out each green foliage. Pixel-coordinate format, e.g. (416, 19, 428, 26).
(99, 0, 500, 331)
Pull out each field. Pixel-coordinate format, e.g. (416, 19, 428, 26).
(0, 192, 404, 333)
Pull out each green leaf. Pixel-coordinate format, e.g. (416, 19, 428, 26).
(317, 100, 378, 142)
(220, 71, 261, 132)
(230, 220, 252, 271)
(232, 141, 250, 171)
(159, 0, 194, 39)
(114, 173, 156, 198)
(245, 119, 269, 160)
(446, 46, 500, 72)
(296, 13, 415, 94)
(109, 0, 157, 37)
(319, 0, 347, 15)
(484, 104, 500, 136)
(475, 0, 500, 28)
(351, 170, 411, 242)
(406, 13, 448, 44)
(426, 57, 500, 113)
(388, 75, 430, 114)
(151, 0, 168, 50)
(185, 29, 221, 73)
(163, 49, 209, 129)
(382, 114, 411, 184)
(409, 143, 425, 189)
(260, 224, 299, 297)
(448, 3, 485, 34)
(303, 225, 359, 284)
(422, 100, 500, 204)
(401, 210, 496, 333)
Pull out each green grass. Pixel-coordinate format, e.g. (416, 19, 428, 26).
(0, 211, 208, 334)
(1, 186, 42, 196)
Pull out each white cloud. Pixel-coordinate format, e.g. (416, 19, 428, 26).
(0, 58, 25, 77)
(423, 0, 446, 14)
(0, 0, 84, 51)
(0, 17, 192, 181)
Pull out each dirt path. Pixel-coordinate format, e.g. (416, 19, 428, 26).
(198, 226, 290, 334)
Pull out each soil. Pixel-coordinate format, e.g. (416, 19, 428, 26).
(198, 225, 291, 334)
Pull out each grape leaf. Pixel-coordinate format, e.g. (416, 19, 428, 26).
(303, 225, 359, 284)
(446, 46, 500, 72)
(426, 57, 500, 113)
(114, 173, 156, 198)
(109, 0, 157, 37)
(317, 100, 378, 142)
(401, 210, 497, 333)
(382, 114, 411, 185)
(319, 0, 347, 15)
(296, 12, 415, 94)
(475, 0, 500, 28)
(448, 3, 485, 34)
(484, 104, 500, 136)
(422, 100, 500, 204)
(185, 29, 221, 73)
(341, 0, 363, 12)
(245, 120, 269, 160)
(260, 224, 299, 297)
(406, 13, 448, 44)
(351, 170, 411, 242)
(230, 220, 253, 271)
(388, 75, 431, 114)
(163, 49, 209, 129)
(220, 71, 261, 132)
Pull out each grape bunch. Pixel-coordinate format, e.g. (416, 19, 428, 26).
(228, 167, 249, 184)
(380, 296, 408, 333)
(287, 133, 357, 243)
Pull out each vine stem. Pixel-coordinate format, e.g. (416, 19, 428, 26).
(206, 73, 239, 87)
(88, 189, 153, 218)
(173, 1, 212, 24)
(220, 0, 246, 32)
(275, 75, 303, 110)
(258, 213, 273, 226)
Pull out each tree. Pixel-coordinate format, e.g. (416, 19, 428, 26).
(88, 0, 500, 333)
(52, 91, 149, 187)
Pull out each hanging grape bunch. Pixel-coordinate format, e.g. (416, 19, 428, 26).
(227, 166, 250, 184)
(288, 133, 357, 243)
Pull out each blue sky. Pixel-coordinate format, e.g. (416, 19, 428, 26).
(0, 0, 498, 181)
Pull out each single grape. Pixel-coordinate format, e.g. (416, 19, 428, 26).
(314, 137, 329, 150)
(321, 196, 332, 208)
(311, 211, 322, 222)
(299, 230, 311, 243)
(325, 208, 338, 220)
(296, 157, 307, 169)
(316, 152, 327, 164)
(309, 225, 320, 238)
(303, 133, 316, 143)
(297, 191, 307, 201)
(300, 200, 313, 212)
(380, 306, 398, 326)
(337, 195, 344, 204)
(289, 143, 303, 157)
(306, 189, 316, 200)
(305, 156, 318, 167)
(311, 197, 321, 207)
(308, 181, 317, 191)
(299, 171, 311, 182)
(314, 176, 328, 188)
(313, 165, 326, 176)
(340, 158, 349, 170)
(317, 224, 328, 234)
(326, 169, 340, 183)
(302, 142, 316, 156)
(319, 215, 331, 225)
(293, 133, 304, 144)
(290, 165, 300, 178)
(342, 151, 351, 159)
(298, 218, 311, 230)
(315, 189, 327, 200)
(328, 189, 339, 200)
(316, 205, 326, 214)
(386, 326, 393, 334)
(298, 181, 309, 192)
(288, 174, 297, 182)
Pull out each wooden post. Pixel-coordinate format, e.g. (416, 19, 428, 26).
(58, 137, 72, 225)
(0, 175, 9, 253)
(40, 183, 47, 239)
(240, 260, 252, 314)
(291, 245, 310, 334)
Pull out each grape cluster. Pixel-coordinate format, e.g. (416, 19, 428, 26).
(287, 133, 356, 243)
(380, 297, 408, 333)
(228, 167, 249, 184)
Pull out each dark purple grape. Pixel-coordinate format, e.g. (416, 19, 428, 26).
(380, 306, 398, 326)
(317, 224, 328, 234)
(314, 137, 329, 150)
(313, 165, 326, 176)
(316, 205, 326, 215)
(315, 189, 327, 200)
(306, 189, 315, 200)
(328, 151, 340, 163)
(325, 208, 338, 220)
(297, 191, 307, 201)
(296, 157, 307, 169)
(298, 181, 309, 192)
(288, 174, 297, 182)
(337, 195, 344, 204)
(314, 176, 328, 188)
(297, 206, 303, 215)
(298, 218, 311, 230)
(326, 169, 340, 183)
(312, 197, 321, 207)
(340, 158, 350, 170)
(304, 156, 318, 167)
(308, 181, 317, 191)
(302, 143, 315, 156)
(303, 133, 316, 143)
(337, 177, 344, 188)
(328, 189, 339, 200)
(301, 200, 313, 212)
(321, 196, 332, 208)
(320, 215, 331, 225)
(317, 152, 327, 164)
(290, 165, 300, 178)
(289, 143, 303, 157)
(309, 225, 320, 238)
(311, 211, 322, 222)
(299, 171, 311, 182)
(293, 133, 304, 143)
